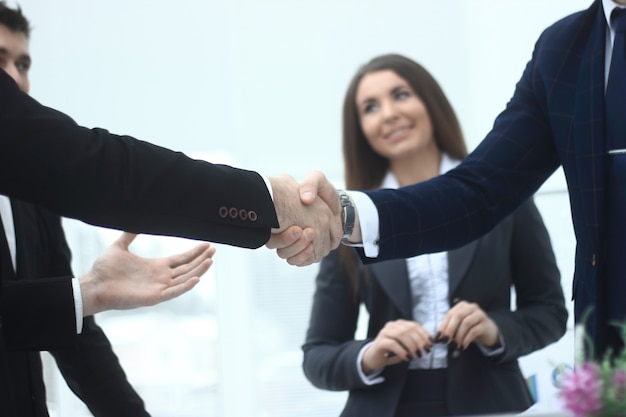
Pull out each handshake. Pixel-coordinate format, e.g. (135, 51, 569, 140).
(266, 171, 361, 267)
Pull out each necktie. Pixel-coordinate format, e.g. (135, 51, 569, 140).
(605, 7, 626, 332)
(606, 8, 626, 151)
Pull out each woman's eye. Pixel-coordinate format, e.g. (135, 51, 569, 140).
(363, 103, 378, 114)
(395, 90, 410, 100)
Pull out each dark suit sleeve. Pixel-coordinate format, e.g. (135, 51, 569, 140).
(302, 250, 371, 391)
(31, 208, 150, 416)
(0, 69, 277, 249)
(487, 200, 568, 362)
(51, 316, 150, 417)
(2, 278, 75, 351)
(1, 203, 77, 351)
(361, 36, 560, 262)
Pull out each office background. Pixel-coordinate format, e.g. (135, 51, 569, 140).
(10, 0, 590, 415)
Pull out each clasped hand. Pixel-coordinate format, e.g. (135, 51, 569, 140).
(362, 301, 501, 373)
(267, 171, 343, 266)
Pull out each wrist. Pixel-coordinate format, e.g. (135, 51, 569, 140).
(268, 175, 291, 233)
(337, 190, 355, 242)
(78, 272, 101, 317)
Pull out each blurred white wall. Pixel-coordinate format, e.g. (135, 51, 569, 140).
(16, 0, 590, 179)
(7, 0, 594, 415)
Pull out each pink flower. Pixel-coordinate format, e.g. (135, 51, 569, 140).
(559, 363, 603, 417)
(613, 368, 626, 402)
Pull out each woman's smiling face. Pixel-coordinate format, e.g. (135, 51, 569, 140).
(355, 69, 435, 162)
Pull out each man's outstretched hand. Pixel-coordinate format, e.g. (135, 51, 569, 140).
(80, 232, 215, 316)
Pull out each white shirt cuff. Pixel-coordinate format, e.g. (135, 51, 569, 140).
(344, 191, 379, 258)
(71, 278, 83, 334)
(477, 333, 505, 356)
(356, 342, 385, 385)
(261, 174, 273, 201)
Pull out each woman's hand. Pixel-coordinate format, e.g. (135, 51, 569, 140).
(361, 319, 433, 374)
(436, 301, 500, 350)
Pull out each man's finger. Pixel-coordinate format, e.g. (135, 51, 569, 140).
(299, 170, 327, 205)
(266, 226, 303, 250)
(116, 232, 138, 250)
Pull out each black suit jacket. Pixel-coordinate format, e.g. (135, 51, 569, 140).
(303, 200, 567, 417)
(2, 199, 150, 417)
(0, 68, 278, 414)
(0, 69, 278, 248)
(359, 1, 611, 356)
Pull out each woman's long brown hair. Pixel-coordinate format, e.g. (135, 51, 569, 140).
(339, 54, 468, 299)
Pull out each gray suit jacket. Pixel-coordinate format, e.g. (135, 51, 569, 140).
(303, 200, 567, 417)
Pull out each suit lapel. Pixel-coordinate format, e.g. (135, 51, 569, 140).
(369, 260, 413, 318)
(368, 241, 479, 316)
(448, 241, 479, 296)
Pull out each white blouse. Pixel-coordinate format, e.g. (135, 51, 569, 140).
(379, 154, 458, 370)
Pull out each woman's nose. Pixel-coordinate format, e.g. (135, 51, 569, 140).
(380, 101, 398, 121)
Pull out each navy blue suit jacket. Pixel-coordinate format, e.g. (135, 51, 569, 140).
(363, 1, 611, 356)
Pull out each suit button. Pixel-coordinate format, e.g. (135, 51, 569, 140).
(592, 254, 596, 267)
(451, 350, 461, 359)
(452, 297, 462, 305)
(218, 207, 257, 222)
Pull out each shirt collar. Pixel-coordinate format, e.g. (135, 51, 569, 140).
(603, 0, 626, 30)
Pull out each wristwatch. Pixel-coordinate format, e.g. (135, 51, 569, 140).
(337, 190, 355, 242)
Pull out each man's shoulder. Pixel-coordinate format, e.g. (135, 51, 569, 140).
(538, 1, 600, 46)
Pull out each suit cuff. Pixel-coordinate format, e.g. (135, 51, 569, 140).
(344, 191, 379, 258)
(476, 333, 505, 356)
